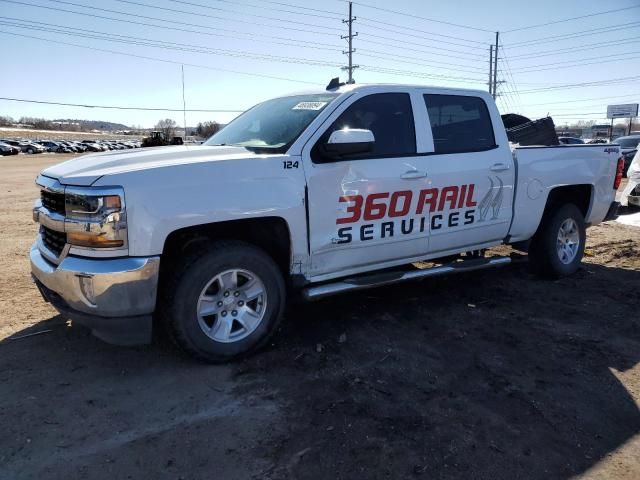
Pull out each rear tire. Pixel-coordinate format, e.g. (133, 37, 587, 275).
(159, 241, 286, 363)
(528, 203, 586, 277)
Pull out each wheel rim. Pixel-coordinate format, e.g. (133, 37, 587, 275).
(556, 218, 580, 265)
(196, 268, 267, 343)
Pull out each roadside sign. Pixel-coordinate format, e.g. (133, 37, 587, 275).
(607, 103, 639, 119)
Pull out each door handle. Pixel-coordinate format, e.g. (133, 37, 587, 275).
(400, 170, 427, 179)
(490, 163, 510, 172)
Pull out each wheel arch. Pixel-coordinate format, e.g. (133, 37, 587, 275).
(528, 184, 593, 242)
(161, 216, 293, 279)
(543, 184, 593, 220)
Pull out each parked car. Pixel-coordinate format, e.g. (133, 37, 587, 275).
(81, 143, 101, 152)
(622, 149, 637, 176)
(612, 135, 640, 154)
(36, 141, 72, 153)
(0, 141, 19, 156)
(1, 139, 45, 154)
(620, 149, 640, 207)
(558, 136, 585, 145)
(30, 83, 622, 362)
(69, 141, 87, 152)
(25, 141, 46, 154)
(63, 142, 79, 153)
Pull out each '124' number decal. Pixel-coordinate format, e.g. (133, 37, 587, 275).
(283, 160, 299, 169)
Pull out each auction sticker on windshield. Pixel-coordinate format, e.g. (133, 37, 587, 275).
(292, 101, 328, 110)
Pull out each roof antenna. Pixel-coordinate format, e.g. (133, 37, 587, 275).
(326, 77, 345, 91)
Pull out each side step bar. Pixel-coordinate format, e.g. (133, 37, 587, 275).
(302, 256, 511, 301)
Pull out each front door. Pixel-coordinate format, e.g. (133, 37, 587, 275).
(303, 91, 432, 278)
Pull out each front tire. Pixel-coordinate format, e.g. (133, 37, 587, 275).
(160, 241, 286, 363)
(528, 203, 586, 277)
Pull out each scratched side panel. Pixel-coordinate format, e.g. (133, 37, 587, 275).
(306, 157, 432, 277)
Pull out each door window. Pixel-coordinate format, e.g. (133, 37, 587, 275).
(424, 94, 495, 154)
(313, 93, 416, 162)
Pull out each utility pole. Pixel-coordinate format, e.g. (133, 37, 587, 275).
(181, 65, 187, 139)
(341, 1, 358, 84)
(492, 31, 499, 99)
(488, 45, 493, 96)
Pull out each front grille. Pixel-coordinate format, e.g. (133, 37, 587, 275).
(42, 226, 66, 256)
(41, 189, 65, 215)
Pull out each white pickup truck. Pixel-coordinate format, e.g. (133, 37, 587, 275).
(30, 83, 624, 362)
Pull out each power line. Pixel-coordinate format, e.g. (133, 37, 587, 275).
(0, 19, 343, 67)
(0, 31, 325, 85)
(518, 92, 640, 108)
(204, 0, 344, 17)
(507, 21, 640, 48)
(504, 4, 640, 33)
(33, 0, 340, 36)
(359, 65, 486, 83)
(0, 96, 246, 112)
(338, 0, 494, 33)
(357, 50, 487, 74)
(0, 13, 341, 51)
(0, 0, 341, 44)
(517, 76, 640, 94)
(162, 0, 344, 21)
(508, 35, 640, 60)
(357, 17, 488, 45)
(165, 0, 342, 30)
(357, 36, 487, 61)
(498, 47, 523, 111)
(509, 53, 640, 74)
(357, 24, 488, 52)
(231, 0, 343, 17)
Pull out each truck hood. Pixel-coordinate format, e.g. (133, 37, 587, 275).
(42, 145, 259, 186)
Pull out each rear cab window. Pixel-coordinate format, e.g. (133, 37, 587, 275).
(423, 94, 496, 154)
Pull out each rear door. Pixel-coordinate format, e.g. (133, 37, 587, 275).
(419, 93, 515, 254)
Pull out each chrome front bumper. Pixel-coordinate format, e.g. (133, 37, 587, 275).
(30, 244, 160, 344)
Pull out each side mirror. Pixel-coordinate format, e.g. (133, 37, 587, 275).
(324, 128, 375, 158)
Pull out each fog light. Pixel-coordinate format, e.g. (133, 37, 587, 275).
(78, 275, 96, 305)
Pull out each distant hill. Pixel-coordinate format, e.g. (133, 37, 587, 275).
(52, 119, 130, 131)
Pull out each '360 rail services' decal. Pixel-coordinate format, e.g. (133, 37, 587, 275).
(333, 177, 504, 245)
(334, 184, 478, 244)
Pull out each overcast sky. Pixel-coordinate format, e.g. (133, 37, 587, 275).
(0, 0, 639, 128)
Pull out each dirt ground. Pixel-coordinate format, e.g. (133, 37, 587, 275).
(1, 154, 639, 480)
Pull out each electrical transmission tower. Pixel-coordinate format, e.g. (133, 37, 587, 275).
(341, 1, 358, 84)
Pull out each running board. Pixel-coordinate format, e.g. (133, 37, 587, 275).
(302, 256, 511, 301)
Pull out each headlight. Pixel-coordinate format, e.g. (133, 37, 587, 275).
(64, 187, 127, 249)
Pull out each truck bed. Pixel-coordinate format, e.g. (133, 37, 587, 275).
(508, 144, 619, 242)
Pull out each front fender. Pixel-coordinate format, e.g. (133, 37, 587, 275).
(95, 156, 308, 264)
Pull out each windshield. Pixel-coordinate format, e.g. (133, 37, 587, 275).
(614, 137, 640, 148)
(205, 93, 338, 153)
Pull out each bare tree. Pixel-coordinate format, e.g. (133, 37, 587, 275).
(155, 118, 177, 139)
(196, 121, 221, 139)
